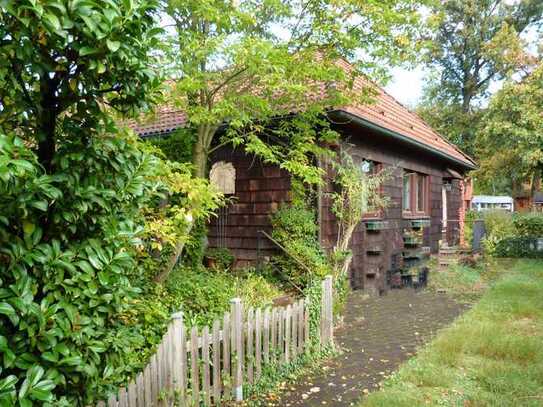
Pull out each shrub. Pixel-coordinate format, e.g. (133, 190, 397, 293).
(480, 210, 515, 256)
(494, 237, 543, 258)
(158, 266, 283, 327)
(480, 212, 543, 258)
(0, 132, 162, 405)
(513, 213, 543, 237)
(147, 129, 195, 164)
(204, 247, 235, 270)
(270, 205, 331, 288)
(0, 130, 222, 405)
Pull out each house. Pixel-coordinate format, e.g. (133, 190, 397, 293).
(472, 195, 514, 212)
(128, 66, 475, 294)
(513, 179, 543, 212)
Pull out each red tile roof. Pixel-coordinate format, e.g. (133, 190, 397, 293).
(125, 106, 188, 137)
(126, 62, 475, 168)
(334, 60, 474, 168)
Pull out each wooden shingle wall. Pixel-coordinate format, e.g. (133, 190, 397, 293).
(207, 149, 291, 267)
(323, 124, 465, 291)
(206, 125, 466, 293)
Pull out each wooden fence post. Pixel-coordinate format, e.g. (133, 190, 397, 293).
(230, 298, 243, 402)
(320, 276, 333, 347)
(171, 312, 185, 405)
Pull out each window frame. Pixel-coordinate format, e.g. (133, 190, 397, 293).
(361, 159, 384, 220)
(402, 170, 429, 217)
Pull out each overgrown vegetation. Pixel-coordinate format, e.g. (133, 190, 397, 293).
(362, 259, 543, 407)
(329, 153, 390, 278)
(0, 1, 223, 404)
(428, 258, 510, 302)
(467, 210, 543, 257)
(270, 205, 331, 290)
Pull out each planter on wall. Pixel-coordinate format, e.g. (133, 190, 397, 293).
(403, 235, 422, 245)
(409, 218, 431, 229)
(365, 220, 388, 231)
(366, 245, 384, 254)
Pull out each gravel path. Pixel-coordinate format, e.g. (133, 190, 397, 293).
(273, 288, 469, 406)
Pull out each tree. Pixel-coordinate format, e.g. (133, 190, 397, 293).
(0, 1, 209, 404)
(0, 0, 161, 172)
(329, 152, 389, 277)
(417, 0, 543, 154)
(162, 0, 423, 179)
(476, 64, 543, 206)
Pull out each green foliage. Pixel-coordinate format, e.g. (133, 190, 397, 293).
(513, 213, 543, 237)
(0, 130, 221, 405)
(147, 129, 195, 164)
(0, 131, 167, 405)
(418, 0, 542, 156)
(475, 64, 543, 194)
(204, 247, 235, 271)
(162, 266, 282, 328)
(491, 213, 543, 258)
(270, 206, 331, 289)
(163, 0, 423, 178)
(138, 154, 223, 274)
(0, 0, 162, 170)
(329, 152, 390, 281)
(478, 211, 543, 258)
(494, 237, 543, 258)
(480, 210, 516, 256)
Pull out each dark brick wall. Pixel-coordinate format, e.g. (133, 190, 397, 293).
(323, 123, 467, 292)
(207, 148, 291, 267)
(207, 124, 466, 289)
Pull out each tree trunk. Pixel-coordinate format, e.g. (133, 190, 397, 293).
(37, 108, 57, 173)
(192, 123, 218, 178)
(37, 78, 58, 173)
(461, 89, 472, 113)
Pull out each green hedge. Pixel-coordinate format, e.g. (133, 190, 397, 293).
(494, 237, 543, 258)
(513, 213, 543, 237)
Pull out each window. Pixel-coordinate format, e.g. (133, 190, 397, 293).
(402, 172, 411, 211)
(361, 159, 382, 218)
(403, 170, 428, 216)
(416, 174, 426, 212)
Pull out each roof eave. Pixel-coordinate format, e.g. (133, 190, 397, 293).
(331, 110, 477, 171)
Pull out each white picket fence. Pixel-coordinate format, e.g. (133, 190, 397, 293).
(96, 276, 334, 406)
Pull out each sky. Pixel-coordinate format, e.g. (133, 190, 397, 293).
(385, 26, 540, 108)
(384, 67, 426, 108)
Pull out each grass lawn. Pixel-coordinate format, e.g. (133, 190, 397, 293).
(362, 259, 543, 406)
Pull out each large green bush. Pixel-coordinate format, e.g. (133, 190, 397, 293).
(480, 211, 543, 258)
(0, 130, 223, 405)
(513, 213, 543, 237)
(480, 210, 515, 255)
(494, 237, 543, 258)
(0, 132, 164, 405)
(132, 266, 283, 330)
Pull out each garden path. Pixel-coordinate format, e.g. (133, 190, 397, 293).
(272, 288, 469, 406)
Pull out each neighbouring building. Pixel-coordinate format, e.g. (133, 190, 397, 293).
(128, 61, 476, 294)
(513, 178, 543, 212)
(471, 195, 514, 212)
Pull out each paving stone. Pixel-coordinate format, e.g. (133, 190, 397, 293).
(274, 288, 469, 406)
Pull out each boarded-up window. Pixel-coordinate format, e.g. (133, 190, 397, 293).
(210, 161, 236, 195)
